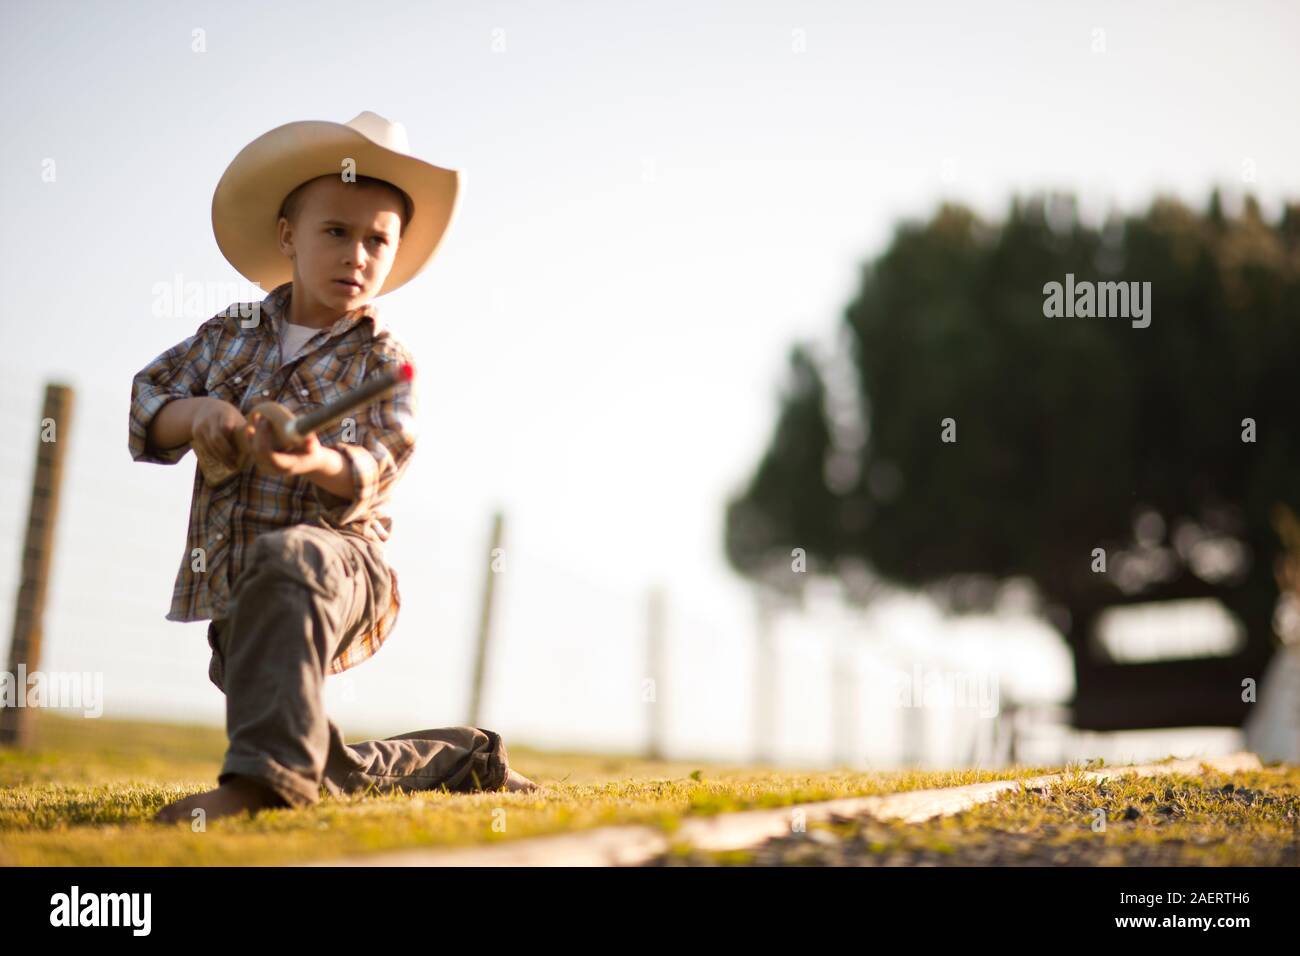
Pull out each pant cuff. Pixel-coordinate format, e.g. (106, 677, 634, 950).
(469, 727, 510, 792)
(220, 755, 320, 809)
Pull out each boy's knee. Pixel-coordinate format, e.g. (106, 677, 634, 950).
(250, 526, 348, 596)
(255, 526, 312, 564)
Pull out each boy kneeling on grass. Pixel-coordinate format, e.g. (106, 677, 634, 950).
(129, 111, 538, 824)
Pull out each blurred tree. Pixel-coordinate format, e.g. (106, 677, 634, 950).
(725, 193, 1300, 729)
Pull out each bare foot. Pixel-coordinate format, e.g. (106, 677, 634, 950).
(154, 775, 289, 824)
(501, 768, 541, 793)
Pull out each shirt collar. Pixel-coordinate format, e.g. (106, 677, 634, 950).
(260, 280, 385, 342)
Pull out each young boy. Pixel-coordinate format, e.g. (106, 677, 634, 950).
(130, 111, 537, 823)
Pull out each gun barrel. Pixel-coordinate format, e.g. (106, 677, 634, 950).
(287, 362, 414, 440)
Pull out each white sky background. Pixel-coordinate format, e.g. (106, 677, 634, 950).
(0, 0, 1296, 766)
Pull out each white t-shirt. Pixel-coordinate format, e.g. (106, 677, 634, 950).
(279, 320, 319, 364)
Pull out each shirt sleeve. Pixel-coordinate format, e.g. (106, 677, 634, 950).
(128, 315, 223, 465)
(311, 347, 418, 527)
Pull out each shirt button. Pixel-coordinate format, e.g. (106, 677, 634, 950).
(233, 376, 242, 384)
(261, 389, 270, 396)
(300, 388, 309, 397)
(215, 532, 224, 540)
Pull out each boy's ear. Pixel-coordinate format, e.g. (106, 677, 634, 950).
(276, 215, 293, 254)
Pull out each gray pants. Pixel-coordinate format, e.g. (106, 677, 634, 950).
(205, 523, 510, 808)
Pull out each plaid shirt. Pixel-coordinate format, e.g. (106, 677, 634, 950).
(128, 280, 417, 674)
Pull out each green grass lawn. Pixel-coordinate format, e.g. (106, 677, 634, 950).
(0, 710, 1078, 866)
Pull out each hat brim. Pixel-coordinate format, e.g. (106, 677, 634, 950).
(211, 119, 460, 297)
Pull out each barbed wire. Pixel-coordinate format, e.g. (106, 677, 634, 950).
(0, 369, 1053, 765)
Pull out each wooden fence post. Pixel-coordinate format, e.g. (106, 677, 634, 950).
(753, 585, 779, 765)
(645, 586, 666, 759)
(467, 511, 504, 728)
(0, 383, 74, 749)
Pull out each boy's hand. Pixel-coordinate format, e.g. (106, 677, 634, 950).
(248, 415, 326, 478)
(191, 397, 247, 469)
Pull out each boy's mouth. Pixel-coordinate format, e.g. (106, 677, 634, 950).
(334, 279, 364, 293)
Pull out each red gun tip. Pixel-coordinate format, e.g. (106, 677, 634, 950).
(399, 362, 415, 382)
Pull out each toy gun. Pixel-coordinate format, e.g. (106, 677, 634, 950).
(196, 362, 413, 486)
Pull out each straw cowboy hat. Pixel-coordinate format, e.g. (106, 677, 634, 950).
(211, 110, 460, 296)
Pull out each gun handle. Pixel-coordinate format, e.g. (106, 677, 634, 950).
(197, 401, 301, 487)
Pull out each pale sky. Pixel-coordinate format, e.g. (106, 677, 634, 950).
(1, 0, 1296, 767)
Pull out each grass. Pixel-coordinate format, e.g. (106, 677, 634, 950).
(0, 710, 1081, 866)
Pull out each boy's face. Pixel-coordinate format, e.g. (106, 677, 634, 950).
(276, 176, 404, 312)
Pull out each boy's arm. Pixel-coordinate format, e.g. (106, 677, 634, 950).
(310, 349, 418, 526)
(129, 315, 223, 465)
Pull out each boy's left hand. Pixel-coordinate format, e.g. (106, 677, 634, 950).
(247, 415, 325, 478)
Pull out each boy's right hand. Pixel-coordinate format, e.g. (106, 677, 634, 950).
(191, 397, 248, 469)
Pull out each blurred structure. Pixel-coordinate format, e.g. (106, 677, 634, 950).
(1244, 505, 1300, 761)
(727, 192, 1300, 737)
